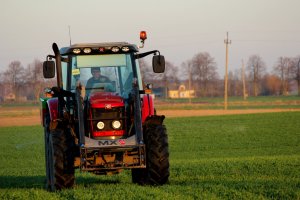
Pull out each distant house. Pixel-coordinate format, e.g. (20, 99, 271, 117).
(168, 84, 195, 99)
(2, 84, 28, 102)
(4, 93, 16, 102)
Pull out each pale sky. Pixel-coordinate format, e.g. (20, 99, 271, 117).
(1, 0, 300, 77)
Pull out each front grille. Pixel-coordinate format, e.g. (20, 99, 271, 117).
(92, 107, 124, 120)
(91, 107, 125, 131)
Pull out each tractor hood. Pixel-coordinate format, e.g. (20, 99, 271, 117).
(89, 92, 124, 108)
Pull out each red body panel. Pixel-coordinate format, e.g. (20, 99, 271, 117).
(89, 92, 125, 138)
(47, 98, 58, 122)
(89, 92, 124, 108)
(141, 94, 154, 123)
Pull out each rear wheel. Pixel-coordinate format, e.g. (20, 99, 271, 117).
(45, 127, 75, 191)
(132, 123, 169, 185)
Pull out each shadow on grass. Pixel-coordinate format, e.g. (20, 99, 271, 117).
(0, 176, 45, 189)
(0, 175, 120, 189)
(75, 175, 121, 187)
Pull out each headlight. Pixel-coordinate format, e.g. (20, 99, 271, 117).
(111, 46, 120, 52)
(73, 48, 81, 54)
(112, 120, 121, 129)
(97, 121, 105, 130)
(83, 48, 92, 54)
(121, 46, 130, 52)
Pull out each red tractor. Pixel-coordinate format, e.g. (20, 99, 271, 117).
(40, 32, 169, 191)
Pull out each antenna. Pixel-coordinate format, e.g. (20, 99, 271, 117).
(68, 25, 72, 46)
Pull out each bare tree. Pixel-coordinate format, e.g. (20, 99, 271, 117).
(139, 59, 152, 84)
(247, 55, 266, 96)
(181, 60, 193, 101)
(228, 71, 235, 96)
(163, 61, 179, 98)
(3, 61, 25, 101)
(274, 57, 294, 95)
(26, 59, 44, 102)
(0, 73, 4, 101)
(138, 59, 179, 98)
(191, 52, 218, 97)
(228, 69, 243, 96)
(261, 74, 281, 95)
(292, 56, 300, 96)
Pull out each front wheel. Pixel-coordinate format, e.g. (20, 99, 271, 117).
(132, 123, 169, 185)
(45, 128, 75, 191)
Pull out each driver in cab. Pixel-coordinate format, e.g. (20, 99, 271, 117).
(85, 67, 111, 96)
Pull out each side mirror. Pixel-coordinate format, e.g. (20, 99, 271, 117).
(152, 55, 165, 73)
(43, 61, 55, 78)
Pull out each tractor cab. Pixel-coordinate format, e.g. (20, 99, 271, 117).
(61, 43, 144, 140)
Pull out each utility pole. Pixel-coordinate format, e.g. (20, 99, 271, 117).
(224, 32, 231, 110)
(242, 59, 247, 100)
(188, 61, 192, 104)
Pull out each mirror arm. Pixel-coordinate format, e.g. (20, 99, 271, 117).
(46, 55, 55, 61)
(46, 55, 68, 62)
(135, 50, 160, 59)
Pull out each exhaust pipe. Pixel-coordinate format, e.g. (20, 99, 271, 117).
(52, 43, 63, 88)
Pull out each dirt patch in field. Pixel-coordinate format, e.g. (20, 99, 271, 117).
(0, 116, 41, 127)
(0, 107, 300, 127)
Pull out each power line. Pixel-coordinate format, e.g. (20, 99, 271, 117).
(235, 39, 300, 43)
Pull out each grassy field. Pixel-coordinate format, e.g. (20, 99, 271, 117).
(158, 95, 300, 103)
(0, 112, 299, 199)
(155, 95, 300, 110)
(1, 95, 300, 112)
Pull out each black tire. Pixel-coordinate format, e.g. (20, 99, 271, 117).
(132, 124, 169, 185)
(44, 117, 54, 191)
(45, 127, 75, 191)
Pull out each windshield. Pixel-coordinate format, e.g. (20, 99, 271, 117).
(70, 54, 141, 99)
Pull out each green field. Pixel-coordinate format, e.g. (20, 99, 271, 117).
(156, 95, 300, 110)
(0, 112, 299, 199)
(159, 95, 300, 103)
(2, 95, 300, 111)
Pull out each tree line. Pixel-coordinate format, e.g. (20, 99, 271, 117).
(0, 59, 55, 102)
(142, 53, 300, 98)
(0, 53, 300, 102)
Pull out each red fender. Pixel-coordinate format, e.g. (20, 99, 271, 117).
(47, 98, 58, 122)
(141, 94, 154, 123)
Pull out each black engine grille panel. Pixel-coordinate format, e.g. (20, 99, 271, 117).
(91, 107, 125, 131)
